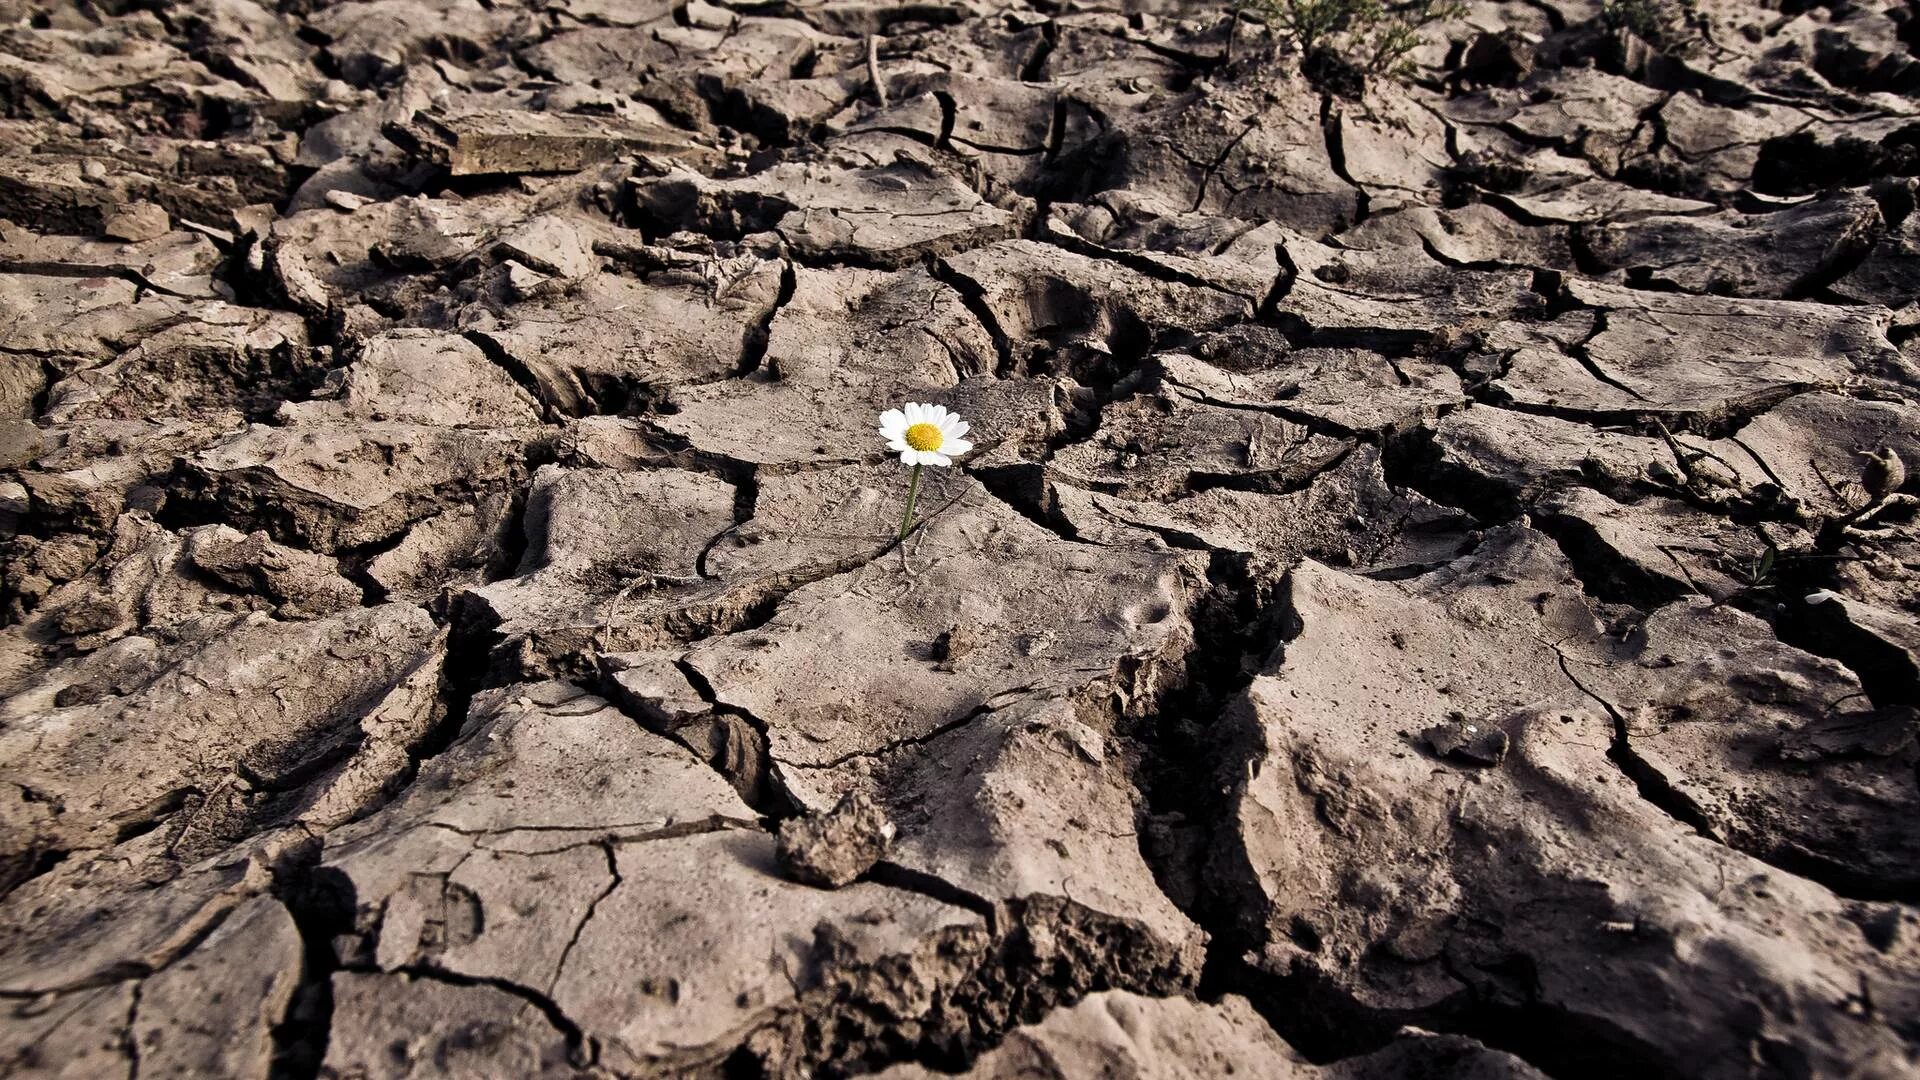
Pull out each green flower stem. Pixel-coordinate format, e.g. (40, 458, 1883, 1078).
(898, 462, 923, 541)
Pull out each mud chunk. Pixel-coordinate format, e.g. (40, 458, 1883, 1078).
(632, 163, 1017, 268)
(182, 526, 361, 619)
(0, 420, 43, 468)
(100, 202, 169, 243)
(1421, 718, 1510, 766)
(177, 423, 531, 554)
(1214, 526, 1920, 1077)
(931, 623, 976, 671)
(390, 108, 719, 175)
(492, 215, 596, 280)
(878, 992, 1550, 1078)
(1582, 192, 1884, 298)
(0, 603, 442, 867)
(777, 789, 897, 888)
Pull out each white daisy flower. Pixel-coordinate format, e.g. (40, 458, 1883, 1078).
(879, 403, 973, 541)
(879, 402, 973, 466)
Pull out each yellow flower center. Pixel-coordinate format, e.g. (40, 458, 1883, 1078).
(904, 422, 943, 452)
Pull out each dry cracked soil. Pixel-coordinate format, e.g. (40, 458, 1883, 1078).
(0, 0, 1918, 1076)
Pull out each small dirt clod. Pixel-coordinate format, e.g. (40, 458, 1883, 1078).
(776, 791, 898, 889)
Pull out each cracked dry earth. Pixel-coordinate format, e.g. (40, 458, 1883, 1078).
(3, 0, 1920, 1078)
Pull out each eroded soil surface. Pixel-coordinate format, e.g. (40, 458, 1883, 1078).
(1, 0, 1918, 1076)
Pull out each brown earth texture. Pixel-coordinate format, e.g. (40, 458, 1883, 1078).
(1, 0, 1919, 1076)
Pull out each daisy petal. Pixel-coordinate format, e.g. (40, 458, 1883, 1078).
(900, 449, 917, 465)
(928, 404, 948, 423)
(945, 438, 973, 456)
(887, 438, 910, 452)
(879, 408, 905, 430)
(944, 419, 970, 438)
(905, 402, 925, 424)
(928, 452, 953, 466)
